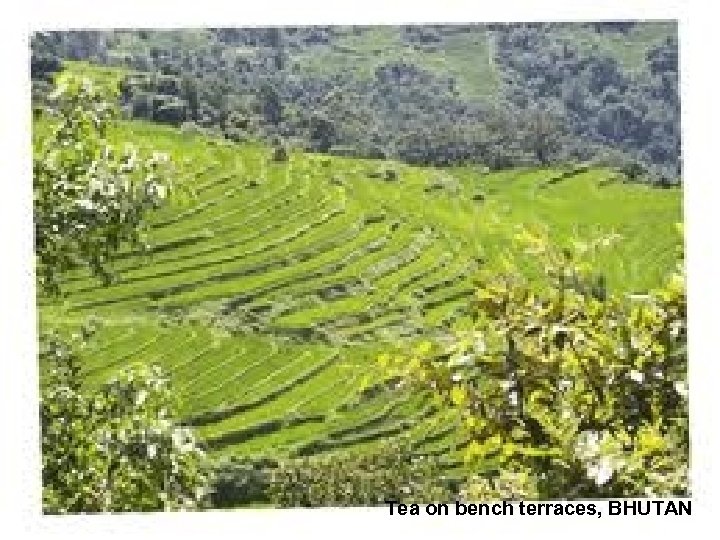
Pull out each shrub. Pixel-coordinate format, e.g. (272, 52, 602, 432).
(223, 126, 248, 143)
(267, 440, 453, 507)
(33, 75, 171, 294)
(620, 161, 647, 182)
(180, 121, 202, 135)
(383, 168, 398, 181)
(381, 227, 688, 499)
(40, 333, 211, 513)
(425, 174, 459, 194)
(272, 143, 289, 162)
(153, 97, 187, 126)
(210, 457, 276, 508)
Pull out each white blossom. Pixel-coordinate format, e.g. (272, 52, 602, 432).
(587, 457, 614, 486)
(451, 354, 474, 367)
(575, 430, 601, 459)
(474, 335, 487, 354)
(76, 198, 95, 210)
(674, 380, 688, 398)
(89, 178, 104, 194)
(152, 151, 170, 163)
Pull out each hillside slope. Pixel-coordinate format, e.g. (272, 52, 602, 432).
(38, 117, 682, 467)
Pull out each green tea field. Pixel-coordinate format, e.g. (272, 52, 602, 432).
(37, 117, 682, 472)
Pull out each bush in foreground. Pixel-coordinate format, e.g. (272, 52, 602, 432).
(33, 75, 172, 294)
(382, 227, 688, 499)
(40, 333, 211, 513)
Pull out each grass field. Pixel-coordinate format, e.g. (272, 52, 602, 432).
(292, 26, 500, 103)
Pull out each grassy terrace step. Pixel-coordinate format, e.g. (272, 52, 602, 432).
(196, 351, 357, 437)
(331, 311, 417, 343)
(65, 206, 371, 312)
(175, 338, 279, 399)
(83, 327, 168, 382)
(371, 245, 457, 294)
(61, 173, 324, 286)
(148, 166, 304, 240)
(188, 348, 284, 411)
(266, 231, 440, 327)
(171, 222, 406, 312)
(64, 193, 344, 298)
(203, 414, 327, 450)
(210, 389, 397, 458)
(210, 387, 425, 458)
(242, 225, 429, 308)
(98, 190, 342, 285)
(189, 350, 339, 428)
(289, 257, 477, 333)
(290, 395, 441, 457)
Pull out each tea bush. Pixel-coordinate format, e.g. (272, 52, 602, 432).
(268, 439, 453, 507)
(382, 227, 688, 499)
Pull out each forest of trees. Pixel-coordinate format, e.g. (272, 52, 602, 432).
(31, 23, 680, 183)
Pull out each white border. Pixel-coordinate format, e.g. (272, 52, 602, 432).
(2, 1, 718, 538)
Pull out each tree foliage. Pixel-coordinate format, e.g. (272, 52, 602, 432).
(31, 24, 680, 182)
(40, 332, 211, 513)
(33, 75, 171, 294)
(381, 228, 688, 499)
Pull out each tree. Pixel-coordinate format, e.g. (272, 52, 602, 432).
(40, 332, 211, 513)
(258, 81, 282, 127)
(36, 73, 209, 514)
(180, 75, 200, 121)
(265, 27, 287, 71)
(308, 112, 336, 153)
(381, 227, 688, 499)
(33, 74, 171, 294)
(152, 95, 188, 126)
(268, 439, 451, 507)
(522, 107, 564, 165)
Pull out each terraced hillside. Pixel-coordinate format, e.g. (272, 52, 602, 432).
(38, 118, 682, 469)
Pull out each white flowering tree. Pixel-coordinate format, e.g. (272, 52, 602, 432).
(36, 75, 209, 512)
(40, 333, 211, 513)
(34, 74, 170, 295)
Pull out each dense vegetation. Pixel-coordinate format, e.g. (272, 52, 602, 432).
(383, 229, 687, 499)
(36, 75, 210, 513)
(33, 25, 685, 510)
(32, 22, 679, 182)
(41, 332, 211, 512)
(33, 73, 171, 294)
